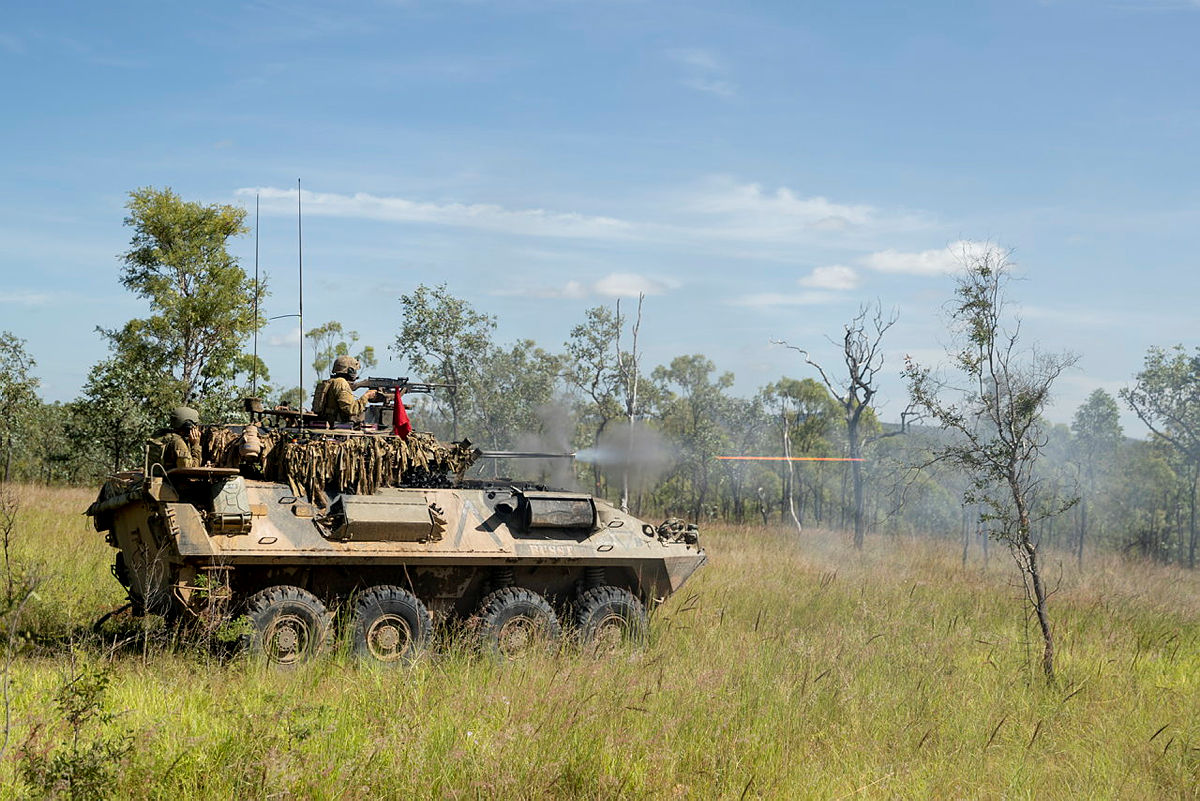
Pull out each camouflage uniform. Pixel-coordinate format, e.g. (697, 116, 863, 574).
(321, 376, 372, 423)
(315, 356, 379, 424)
(157, 432, 200, 469)
(150, 406, 202, 469)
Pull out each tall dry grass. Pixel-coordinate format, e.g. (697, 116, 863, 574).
(0, 483, 1197, 799)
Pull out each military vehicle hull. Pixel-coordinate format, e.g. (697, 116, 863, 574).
(89, 431, 705, 663)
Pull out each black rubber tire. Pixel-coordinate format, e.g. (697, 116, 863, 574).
(112, 553, 146, 616)
(575, 586, 648, 655)
(475, 587, 562, 658)
(243, 585, 332, 666)
(352, 585, 432, 664)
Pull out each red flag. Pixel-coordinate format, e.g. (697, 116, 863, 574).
(393, 387, 411, 439)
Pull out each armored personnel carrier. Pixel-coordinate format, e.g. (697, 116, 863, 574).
(87, 400, 705, 664)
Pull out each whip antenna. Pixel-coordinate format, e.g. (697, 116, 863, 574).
(252, 192, 260, 396)
(297, 178, 304, 409)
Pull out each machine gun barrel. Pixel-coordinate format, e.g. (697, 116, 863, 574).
(477, 451, 577, 460)
(354, 377, 456, 394)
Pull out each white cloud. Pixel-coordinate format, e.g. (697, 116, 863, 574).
(499, 272, 678, 300)
(729, 291, 838, 308)
(862, 239, 1001, 276)
(799, 265, 860, 291)
(518, 279, 589, 300)
(240, 178, 931, 253)
(551, 280, 589, 299)
(267, 326, 302, 347)
(680, 177, 878, 239)
(668, 48, 723, 72)
(0, 290, 53, 306)
(667, 48, 737, 98)
(593, 272, 674, 297)
(684, 78, 735, 98)
(240, 187, 635, 240)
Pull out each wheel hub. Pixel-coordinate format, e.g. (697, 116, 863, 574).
(496, 616, 540, 657)
(589, 613, 628, 655)
(266, 614, 309, 664)
(367, 614, 412, 661)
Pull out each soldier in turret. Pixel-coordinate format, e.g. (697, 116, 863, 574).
(312, 355, 384, 424)
(152, 406, 203, 469)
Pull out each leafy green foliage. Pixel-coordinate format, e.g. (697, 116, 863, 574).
(759, 377, 839, 526)
(469, 340, 562, 449)
(0, 332, 40, 483)
(905, 252, 1078, 541)
(393, 283, 496, 438)
(1067, 389, 1123, 564)
(563, 306, 625, 493)
(1121, 345, 1200, 462)
(1121, 345, 1200, 567)
(18, 658, 133, 800)
(66, 356, 173, 476)
(306, 321, 376, 385)
(904, 249, 1078, 680)
(651, 355, 734, 519)
(1072, 389, 1123, 461)
(104, 187, 267, 407)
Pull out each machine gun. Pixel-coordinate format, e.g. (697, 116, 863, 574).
(353, 377, 456, 396)
(352, 377, 454, 431)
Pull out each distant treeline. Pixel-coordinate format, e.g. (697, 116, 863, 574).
(1, 187, 1195, 571)
(2, 326, 1197, 570)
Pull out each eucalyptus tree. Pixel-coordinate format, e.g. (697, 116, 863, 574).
(69, 356, 175, 474)
(1069, 389, 1122, 567)
(0, 332, 38, 483)
(1121, 345, 1200, 567)
(615, 295, 650, 512)
(719, 395, 772, 522)
(776, 303, 908, 548)
(392, 283, 495, 440)
(1109, 440, 1177, 561)
(563, 306, 624, 493)
(905, 249, 1077, 681)
(652, 355, 734, 521)
(306, 321, 376, 387)
(105, 187, 267, 407)
(759, 378, 839, 530)
(469, 340, 562, 450)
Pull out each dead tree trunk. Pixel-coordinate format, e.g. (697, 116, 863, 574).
(615, 294, 644, 514)
(775, 303, 906, 550)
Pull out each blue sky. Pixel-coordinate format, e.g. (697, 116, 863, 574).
(2, 0, 1197, 434)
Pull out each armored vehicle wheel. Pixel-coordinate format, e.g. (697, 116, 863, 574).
(476, 587, 562, 659)
(352, 585, 432, 664)
(575, 586, 647, 655)
(112, 553, 144, 616)
(244, 586, 332, 666)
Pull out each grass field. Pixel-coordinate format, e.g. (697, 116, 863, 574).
(1, 483, 1198, 799)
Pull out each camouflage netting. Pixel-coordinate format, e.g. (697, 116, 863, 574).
(655, 517, 700, 545)
(202, 427, 479, 501)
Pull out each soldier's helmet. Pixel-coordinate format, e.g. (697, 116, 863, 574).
(332, 355, 361, 380)
(170, 406, 200, 429)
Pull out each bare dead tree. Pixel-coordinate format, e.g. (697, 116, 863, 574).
(775, 301, 911, 549)
(614, 293, 644, 513)
(781, 419, 803, 533)
(904, 247, 1077, 682)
